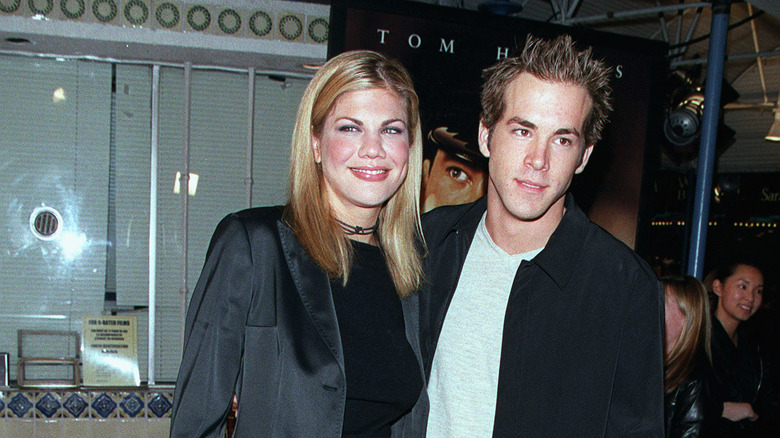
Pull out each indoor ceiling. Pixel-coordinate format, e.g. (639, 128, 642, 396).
(410, 0, 780, 173)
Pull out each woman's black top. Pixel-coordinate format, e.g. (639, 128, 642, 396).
(710, 319, 780, 437)
(330, 241, 422, 437)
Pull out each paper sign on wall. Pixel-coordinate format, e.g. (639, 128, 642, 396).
(82, 315, 140, 386)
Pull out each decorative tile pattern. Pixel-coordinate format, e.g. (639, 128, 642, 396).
(35, 392, 61, 418)
(121, 0, 150, 27)
(152, 0, 181, 31)
(89, 0, 121, 25)
(182, 2, 215, 33)
(147, 392, 172, 418)
(7, 392, 34, 418)
(91, 392, 118, 418)
(0, 0, 24, 15)
(213, 6, 242, 37)
(62, 392, 90, 418)
(26, 0, 56, 17)
(306, 16, 328, 45)
(247, 9, 273, 40)
(118, 392, 144, 418)
(59, 0, 88, 20)
(2, 0, 330, 46)
(0, 391, 6, 417)
(277, 11, 303, 42)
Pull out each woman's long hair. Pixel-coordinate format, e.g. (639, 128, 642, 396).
(662, 275, 712, 394)
(286, 50, 424, 297)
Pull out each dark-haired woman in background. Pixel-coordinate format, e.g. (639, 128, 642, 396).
(709, 261, 780, 437)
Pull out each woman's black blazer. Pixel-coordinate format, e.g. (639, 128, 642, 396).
(170, 207, 428, 437)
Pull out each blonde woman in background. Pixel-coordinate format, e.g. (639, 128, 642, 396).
(662, 275, 719, 437)
(170, 50, 427, 437)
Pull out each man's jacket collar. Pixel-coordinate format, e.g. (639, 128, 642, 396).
(441, 194, 589, 291)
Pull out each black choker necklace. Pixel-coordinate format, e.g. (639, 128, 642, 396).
(335, 218, 379, 235)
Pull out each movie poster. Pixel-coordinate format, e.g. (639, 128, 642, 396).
(329, 0, 667, 251)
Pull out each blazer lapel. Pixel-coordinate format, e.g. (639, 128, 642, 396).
(277, 222, 344, 371)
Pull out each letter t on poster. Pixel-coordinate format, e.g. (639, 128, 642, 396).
(82, 315, 141, 386)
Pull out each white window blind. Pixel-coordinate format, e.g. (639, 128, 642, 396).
(0, 53, 308, 383)
(252, 76, 309, 206)
(0, 55, 112, 380)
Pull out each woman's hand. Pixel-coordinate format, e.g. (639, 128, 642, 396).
(722, 401, 759, 422)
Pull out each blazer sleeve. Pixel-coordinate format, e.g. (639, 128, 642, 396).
(170, 214, 255, 438)
(606, 271, 665, 437)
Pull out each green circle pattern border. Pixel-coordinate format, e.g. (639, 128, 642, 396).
(308, 17, 328, 43)
(92, 0, 117, 22)
(0, 0, 22, 13)
(60, 0, 85, 18)
(217, 8, 240, 34)
(123, 0, 148, 25)
(249, 10, 271, 37)
(186, 5, 210, 31)
(155, 2, 179, 28)
(28, 0, 53, 15)
(278, 14, 302, 41)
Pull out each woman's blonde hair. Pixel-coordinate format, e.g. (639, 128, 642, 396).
(286, 50, 424, 297)
(661, 275, 712, 394)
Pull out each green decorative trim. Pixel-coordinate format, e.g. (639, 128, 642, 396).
(217, 8, 240, 34)
(28, 0, 53, 15)
(123, 0, 148, 25)
(0, 0, 22, 13)
(92, 0, 117, 22)
(60, 0, 85, 19)
(278, 14, 302, 41)
(186, 4, 210, 31)
(248, 10, 271, 37)
(155, 2, 179, 28)
(308, 17, 328, 43)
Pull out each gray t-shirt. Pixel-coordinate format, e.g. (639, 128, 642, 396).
(426, 214, 542, 437)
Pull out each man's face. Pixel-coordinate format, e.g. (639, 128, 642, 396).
(479, 72, 594, 227)
(422, 148, 486, 213)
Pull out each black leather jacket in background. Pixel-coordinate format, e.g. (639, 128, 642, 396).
(665, 356, 720, 438)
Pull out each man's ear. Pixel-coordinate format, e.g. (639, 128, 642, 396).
(574, 144, 595, 174)
(422, 158, 432, 182)
(310, 127, 322, 163)
(478, 121, 491, 158)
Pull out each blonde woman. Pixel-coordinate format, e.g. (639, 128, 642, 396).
(171, 50, 427, 437)
(662, 275, 718, 437)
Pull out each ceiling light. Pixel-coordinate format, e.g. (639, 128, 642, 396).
(766, 110, 780, 142)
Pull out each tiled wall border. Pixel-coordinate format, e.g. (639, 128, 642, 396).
(0, 389, 174, 419)
(0, 0, 329, 44)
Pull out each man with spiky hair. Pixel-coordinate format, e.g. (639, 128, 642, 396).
(420, 34, 664, 437)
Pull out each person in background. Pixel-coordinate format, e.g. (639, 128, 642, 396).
(170, 50, 428, 437)
(420, 34, 664, 437)
(661, 275, 718, 437)
(709, 260, 780, 437)
(421, 125, 487, 213)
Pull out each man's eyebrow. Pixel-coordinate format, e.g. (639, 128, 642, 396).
(554, 127, 582, 137)
(507, 117, 537, 130)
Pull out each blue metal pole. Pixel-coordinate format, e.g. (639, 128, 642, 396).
(686, 0, 731, 279)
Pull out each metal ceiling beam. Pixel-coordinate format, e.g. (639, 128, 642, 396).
(562, 2, 711, 25)
(671, 49, 780, 67)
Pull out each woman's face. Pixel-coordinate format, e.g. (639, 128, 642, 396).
(714, 264, 764, 326)
(664, 290, 685, 357)
(312, 87, 410, 221)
